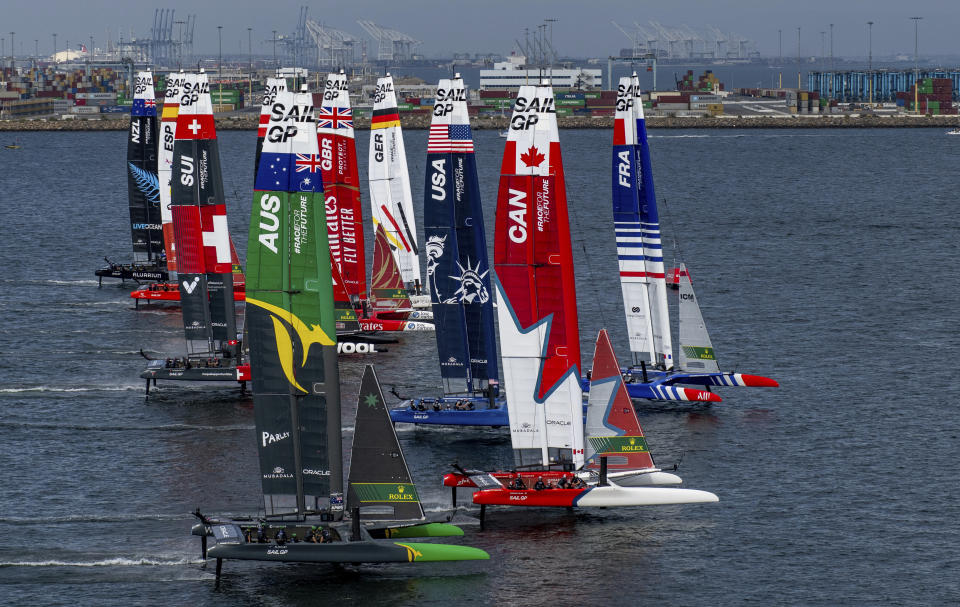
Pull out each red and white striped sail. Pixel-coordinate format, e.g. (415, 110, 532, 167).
(318, 71, 366, 303)
(613, 74, 672, 369)
(368, 74, 421, 292)
(495, 83, 583, 469)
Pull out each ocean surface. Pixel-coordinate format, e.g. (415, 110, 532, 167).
(0, 126, 958, 606)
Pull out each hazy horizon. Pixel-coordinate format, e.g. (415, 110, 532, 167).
(3, 0, 959, 61)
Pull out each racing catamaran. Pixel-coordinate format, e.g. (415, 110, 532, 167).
(368, 74, 425, 302)
(587, 74, 776, 401)
(129, 73, 249, 304)
(319, 71, 432, 333)
(140, 72, 247, 392)
(390, 75, 504, 426)
(96, 70, 168, 285)
(440, 84, 717, 519)
(191, 89, 487, 580)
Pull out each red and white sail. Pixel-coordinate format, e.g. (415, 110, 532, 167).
(318, 71, 367, 303)
(495, 83, 583, 469)
(613, 74, 673, 369)
(368, 74, 421, 293)
(159, 71, 186, 274)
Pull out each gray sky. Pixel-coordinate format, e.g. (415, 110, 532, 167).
(4, 0, 960, 59)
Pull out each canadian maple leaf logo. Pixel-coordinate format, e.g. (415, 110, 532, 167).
(520, 145, 545, 167)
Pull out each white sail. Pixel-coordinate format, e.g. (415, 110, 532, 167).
(496, 82, 584, 469)
(677, 263, 720, 373)
(158, 72, 182, 275)
(368, 74, 421, 291)
(613, 74, 673, 369)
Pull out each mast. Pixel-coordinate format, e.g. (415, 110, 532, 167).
(612, 74, 673, 370)
(170, 71, 237, 356)
(247, 87, 341, 519)
(127, 70, 163, 264)
(495, 82, 582, 469)
(368, 74, 422, 294)
(424, 74, 497, 397)
(318, 70, 367, 304)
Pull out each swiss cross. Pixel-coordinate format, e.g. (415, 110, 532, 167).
(188, 119, 202, 135)
(202, 213, 232, 263)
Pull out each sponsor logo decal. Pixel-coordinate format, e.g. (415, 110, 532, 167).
(246, 297, 334, 393)
(261, 430, 290, 447)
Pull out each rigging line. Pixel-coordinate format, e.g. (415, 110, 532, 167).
(577, 240, 608, 330)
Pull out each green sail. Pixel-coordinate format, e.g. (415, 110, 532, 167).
(246, 90, 342, 517)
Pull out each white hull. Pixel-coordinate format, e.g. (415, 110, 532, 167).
(576, 486, 718, 507)
(605, 470, 683, 487)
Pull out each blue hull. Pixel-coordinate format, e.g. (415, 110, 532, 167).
(389, 397, 508, 427)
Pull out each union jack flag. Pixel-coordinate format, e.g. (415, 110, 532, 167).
(428, 123, 474, 153)
(144, 99, 156, 108)
(295, 153, 323, 172)
(318, 106, 353, 129)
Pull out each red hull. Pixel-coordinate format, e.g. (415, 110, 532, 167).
(443, 470, 574, 489)
(472, 487, 586, 507)
(130, 282, 246, 301)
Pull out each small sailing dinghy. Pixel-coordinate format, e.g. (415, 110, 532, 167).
(584, 74, 776, 402)
(390, 75, 505, 426)
(96, 70, 169, 285)
(192, 90, 487, 578)
(439, 83, 716, 523)
(443, 329, 686, 500)
(139, 72, 246, 392)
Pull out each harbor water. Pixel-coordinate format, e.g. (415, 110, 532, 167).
(0, 127, 957, 605)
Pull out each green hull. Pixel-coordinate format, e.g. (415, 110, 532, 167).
(207, 540, 488, 563)
(368, 522, 465, 539)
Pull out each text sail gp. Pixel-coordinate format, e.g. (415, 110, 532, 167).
(247, 86, 341, 514)
(389, 74, 501, 426)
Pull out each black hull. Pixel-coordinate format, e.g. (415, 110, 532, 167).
(95, 262, 168, 283)
(141, 367, 240, 382)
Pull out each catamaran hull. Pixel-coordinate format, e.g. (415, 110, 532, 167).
(472, 486, 717, 507)
(442, 469, 680, 489)
(96, 264, 168, 282)
(389, 399, 508, 426)
(141, 366, 243, 382)
(130, 283, 245, 302)
(581, 377, 723, 402)
(207, 540, 487, 563)
(359, 320, 434, 332)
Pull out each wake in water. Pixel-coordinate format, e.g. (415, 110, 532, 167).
(0, 512, 190, 525)
(0, 420, 253, 433)
(0, 556, 203, 567)
(0, 384, 143, 394)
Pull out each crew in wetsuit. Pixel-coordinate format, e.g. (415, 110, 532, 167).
(256, 526, 267, 543)
(534, 476, 547, 491)
(320, 528, 332, 543)
(305, 526, 318, 543)
(275, 528, 287, 545)
(509, 477, 526, 490)
(557, 475, 569, 489)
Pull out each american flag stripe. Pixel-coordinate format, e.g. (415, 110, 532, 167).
(427, 124, 474, 153)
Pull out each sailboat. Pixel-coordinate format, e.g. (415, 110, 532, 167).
(584, 74, 777, 402)
(440, 84, 717, 519)
(191, 89, 487, 579)
(96, 70, 169, 285)
(140, 71, 247, 392)
(129, 73, 250, 304)
(368, 74, 426, 304)
(389, 74, 505, 426)
(319, 70, 433, 333)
